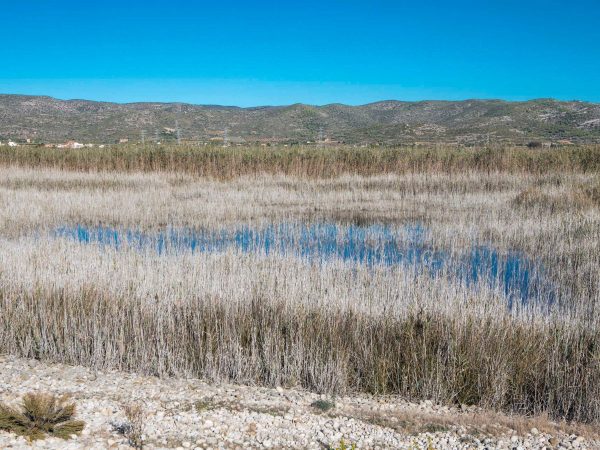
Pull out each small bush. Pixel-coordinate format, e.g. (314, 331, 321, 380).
(0, 393, 85, 440)
(122, 402, 145, 449)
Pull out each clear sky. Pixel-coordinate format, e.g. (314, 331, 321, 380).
(1, 0, 599, 106)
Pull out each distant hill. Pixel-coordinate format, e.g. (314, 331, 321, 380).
(1, 94, 599, 145)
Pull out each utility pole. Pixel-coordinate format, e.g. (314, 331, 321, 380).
(175, 120, 181, 145)
(155, 129, 159, 144)
(223, 127, 229, 147)
(176, 103, 182, 145)
(141, 130, 146, 145)
(317, 126, 324, 147)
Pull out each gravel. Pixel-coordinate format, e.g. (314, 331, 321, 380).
(0, 355, 596, 449)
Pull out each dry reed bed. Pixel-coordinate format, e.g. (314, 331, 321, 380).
(0, 240, 598, 424)
(0, 167, 597, 311)
(0, 158, 599, 424)
(0, 167, 598, 231)
(1, 144, 600, 176)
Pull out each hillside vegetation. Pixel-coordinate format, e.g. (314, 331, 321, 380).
(1, 94, 599, 145)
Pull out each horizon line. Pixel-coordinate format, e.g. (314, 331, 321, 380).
(1, 92, 596, 109)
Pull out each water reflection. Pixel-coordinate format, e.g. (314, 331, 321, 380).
(54, 222, 554, 304)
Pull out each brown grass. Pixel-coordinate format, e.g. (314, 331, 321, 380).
(512, 173, 600, 211)
(0, 393, 85, 440)
(0, 287, 599, 423)
(0, 146, 599, 427)
(348, 406, 600, 440)
(1, 144, 599, 177)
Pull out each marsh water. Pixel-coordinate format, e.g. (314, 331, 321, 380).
(54, 222, 554, 304)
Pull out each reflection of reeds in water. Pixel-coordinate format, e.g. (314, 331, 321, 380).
(0, 150, 599, 424)
(52, 222, 553, 304)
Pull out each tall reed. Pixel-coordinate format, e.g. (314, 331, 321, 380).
(0, 242, 598, 423)
(1, 144, 599, 177)
(0, 149, 599, 424)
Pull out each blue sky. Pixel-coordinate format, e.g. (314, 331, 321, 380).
(1, 0, 599, 106)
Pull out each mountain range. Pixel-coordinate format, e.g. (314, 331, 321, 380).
(1, 94, 599, 145)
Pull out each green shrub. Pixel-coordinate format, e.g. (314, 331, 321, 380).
(330, 438, 357, 450)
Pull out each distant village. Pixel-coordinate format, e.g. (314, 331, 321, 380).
(0, 131, 348, 149)
(0, 128, 577, 149)
(0, 139, 578, 150)
(0, 138, 104, 149)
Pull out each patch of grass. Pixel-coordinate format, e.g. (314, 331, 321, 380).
(353, 411, 454, 436)
(421, 423, 450, 434)
(330, 438, 357, 450)
(247, 405, 290, 416)
(0, 393, 85, 441)
(193, 399, 215, 412)
(311, 399, 336, 412)
(192, 398, 288, 417)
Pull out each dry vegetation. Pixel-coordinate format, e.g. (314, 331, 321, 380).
(1, 143, 600, 177)
(0, 393, 84, 440)
(0, 145, 599, 426)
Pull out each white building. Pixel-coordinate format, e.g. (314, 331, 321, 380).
(8, 141, 18, 147)
(57, 140, 85, 149)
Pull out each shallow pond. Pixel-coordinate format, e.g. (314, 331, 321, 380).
(54, 222, 554, 305)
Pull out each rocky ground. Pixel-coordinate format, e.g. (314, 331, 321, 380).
(0, 355, 598, 449)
